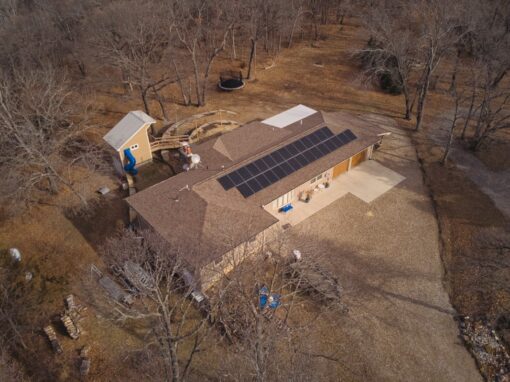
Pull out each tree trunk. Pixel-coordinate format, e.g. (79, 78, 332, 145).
(399, 71, 411, 120)
(403, 86, 411, 120)
(191, 55, 202, 107)
(200, 59, 215, 107)
(152, 86, 168, 121)
(448, 50, 460, 94)
(247, 38, 257, 80)
(46, 169, 59, 194)
(288, 9, 302, 48)
(473, 125, 489, 151)
(141, 86, 151, 115)
(461, 83, 476, 140)
(254, 316, 265, 382)
(172, 60, 190, 106)
(415, 60, 432, 131)
(474, 98, 488, 140)
(441, 95, 460, 165)
(231, 29, 237, 60)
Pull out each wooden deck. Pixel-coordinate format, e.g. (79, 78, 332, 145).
(150, 135, 189, 152)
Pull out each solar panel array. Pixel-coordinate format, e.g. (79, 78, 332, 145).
(218, 127, 357, 198)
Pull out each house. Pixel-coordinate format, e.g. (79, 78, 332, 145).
(103, 111, 157, 175)
(125, 106, 386, 290)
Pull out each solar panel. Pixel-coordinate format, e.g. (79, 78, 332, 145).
(278, 147, 292, 160)
(263, 155, 277, 168)
(316, 143, 329, 156)
(300, 136, 313, 148)
(273, 165, 286, 178)
(246, 178, 262, 193)
(217, 127, 358, 197)
(228, 171, 243, 185)
(254, 158, 269, 172)
(288, 157, 302, 171)
(294, 139, 307, 151)
(218, 174, 235, 190)
(345, 129, 356, 140)
(237, 166, 251, 180)
(256, 173, 271, 188)
(286, 144, 299, 156)
(237, 183, 254, 198)
(308, 132, 321, 145)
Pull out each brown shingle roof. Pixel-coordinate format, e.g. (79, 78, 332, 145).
(126, 110, 387, 269)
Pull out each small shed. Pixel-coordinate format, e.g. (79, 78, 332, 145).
(103, 111, 156, 175)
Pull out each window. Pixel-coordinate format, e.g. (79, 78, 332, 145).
(310, 173, 323, 184)
(130, 143, 139, 151)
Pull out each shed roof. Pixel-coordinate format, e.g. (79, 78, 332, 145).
(103, 111, 156, 151)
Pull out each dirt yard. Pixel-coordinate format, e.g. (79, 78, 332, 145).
(1, 18, 508, 380)
(283, 117, 481, 381)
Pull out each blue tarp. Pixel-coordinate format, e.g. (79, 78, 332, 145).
(280, 204, 293, 213)
(259, 286, 269, 310)
(259, 285, 281, 310)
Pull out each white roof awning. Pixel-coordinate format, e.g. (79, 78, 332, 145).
(261, 105, 318, 128)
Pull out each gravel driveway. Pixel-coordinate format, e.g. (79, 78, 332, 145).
(285, 115, 482, 382)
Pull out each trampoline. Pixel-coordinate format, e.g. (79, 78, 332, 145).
(218, 70, 245, 91)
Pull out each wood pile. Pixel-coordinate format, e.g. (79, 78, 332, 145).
(43, 325, 63, 354)
(41, 294, 92, 377)
(80, 345, 91, 377)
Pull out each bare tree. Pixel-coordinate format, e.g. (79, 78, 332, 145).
(174, 0, 237, 106)
(441, 82, 464, 165)
(413, 0, 470, 130)
(211, 242, 346, 382)
(92, 0, 173, 118)
(99, 229, 213, 382)
(357, 3, 419, 120)
(0, 65, 104, 213)
(463, 1, 510, 149)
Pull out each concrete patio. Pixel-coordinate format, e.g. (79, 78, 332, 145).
(265, 160, 405, 226)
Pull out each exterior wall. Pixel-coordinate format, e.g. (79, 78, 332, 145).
(117, 124, 153, 168)
(200, 223, 282, 291)
(267, 167, 332, 212)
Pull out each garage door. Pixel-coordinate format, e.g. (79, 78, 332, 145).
(332, 160, 349, 179)
(350, 149, 367, 168)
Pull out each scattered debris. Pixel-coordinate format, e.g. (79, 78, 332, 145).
(459, 316, 510, 382)
(292, 249, 302, 261)
(122, 261, 154, 291)
(24, 271, 33, 282)
(97, 186, 110, 196)
(286, 255, 347, 312)
(43, 325, 63, 354)
(261, 307, 288, 331)
(91, 264, 134, 305)
(8, 248, 21, 263)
